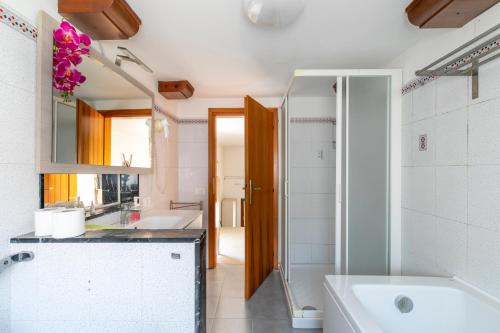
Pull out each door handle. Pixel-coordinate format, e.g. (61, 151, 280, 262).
(249, 179, 262, 206)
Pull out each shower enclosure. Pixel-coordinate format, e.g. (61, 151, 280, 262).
(279, 70, 401, 328)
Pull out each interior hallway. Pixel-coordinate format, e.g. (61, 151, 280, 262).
(217, 226, 245, 265)
(206, 264, 322, 333)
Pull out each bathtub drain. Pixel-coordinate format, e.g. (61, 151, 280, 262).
(395, 295, 413, 314)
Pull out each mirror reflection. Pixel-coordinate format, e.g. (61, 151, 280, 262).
(52, 53, 152, 168)
(42, 173, 139, 212)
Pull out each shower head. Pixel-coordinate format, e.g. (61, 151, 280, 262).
(115, 46, 153, 73)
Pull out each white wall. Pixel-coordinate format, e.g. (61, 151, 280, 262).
(110, 118, 151, 168)
(0, 15, 39, 332)
(177, 123, 209, 227)
(391, 3, 500, 299)
(288, 97, 336, 265)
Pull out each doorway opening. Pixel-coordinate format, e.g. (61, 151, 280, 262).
(208, 100, 279, 300)
(215, 116, 245, 265)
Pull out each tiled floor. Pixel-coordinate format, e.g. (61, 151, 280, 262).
(207, 264, 322, 333)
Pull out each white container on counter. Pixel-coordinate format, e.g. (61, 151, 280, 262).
(52, 208, 85, 239)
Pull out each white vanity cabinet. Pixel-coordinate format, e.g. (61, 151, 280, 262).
(9, 230, 206, 333)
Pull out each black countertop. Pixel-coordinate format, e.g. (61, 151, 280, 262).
(11, 229, 206, 244)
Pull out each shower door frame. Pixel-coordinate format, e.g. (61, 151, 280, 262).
(332, 70, 402, 276)
(281, 69, 402, 277)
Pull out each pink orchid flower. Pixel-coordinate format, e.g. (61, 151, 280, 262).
(52, 20, 91, 99)
(53, 21, 80, 50)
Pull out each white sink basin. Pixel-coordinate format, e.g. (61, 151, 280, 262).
(125, 209, 203, 230)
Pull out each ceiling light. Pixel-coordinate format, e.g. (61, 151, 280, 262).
(243, 0, 304, 27)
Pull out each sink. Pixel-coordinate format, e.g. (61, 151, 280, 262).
(125, 209, 203, 230)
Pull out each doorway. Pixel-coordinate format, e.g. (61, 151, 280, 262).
(215, 116, 245, 265)
(208, 99, 279, 300)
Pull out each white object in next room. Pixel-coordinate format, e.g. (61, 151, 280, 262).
(34, 207, 62, 236)
(323, 275, 500, 333)
(51, 208, 85, 239)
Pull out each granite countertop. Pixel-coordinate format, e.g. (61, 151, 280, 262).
(11, 229, 206, 244)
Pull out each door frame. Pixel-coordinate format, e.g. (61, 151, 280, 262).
(208, 107, 279, 271)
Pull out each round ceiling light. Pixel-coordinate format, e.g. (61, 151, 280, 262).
(243, 0, 304, 27)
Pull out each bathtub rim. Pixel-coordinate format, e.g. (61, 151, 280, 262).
(324, 275, 500, 333)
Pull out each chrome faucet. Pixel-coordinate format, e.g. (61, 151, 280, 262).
(120, 202, 141, 225)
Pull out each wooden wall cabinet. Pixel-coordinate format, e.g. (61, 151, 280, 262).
(406, 0, 499, 28)
(158, 80, 195, 99)
(58, 0, 141, 40)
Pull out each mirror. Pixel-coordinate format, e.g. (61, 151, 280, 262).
(51, 44, 153, 168)
(42, 173, 139, 212)
(36, 12, 155, 174)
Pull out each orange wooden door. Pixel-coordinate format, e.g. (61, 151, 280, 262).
(76, 99, 104, 165)
(43, 174, 78, 205)
(244, 96, 275, 299)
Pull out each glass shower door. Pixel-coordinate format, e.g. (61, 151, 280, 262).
(335, 73, 400, 275)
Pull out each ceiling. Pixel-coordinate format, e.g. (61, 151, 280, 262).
(217, 117, 244, 146)
(99, 0, 437, 98)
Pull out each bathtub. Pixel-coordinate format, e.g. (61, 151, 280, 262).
(323, 275, 500, 333)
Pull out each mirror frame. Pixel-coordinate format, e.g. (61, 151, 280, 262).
(36, 11, 154, 174)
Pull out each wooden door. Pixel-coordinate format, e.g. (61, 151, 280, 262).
(76, 99, 104, 165)
(244, 96, 275, 299)
(43, 174, 78, 205)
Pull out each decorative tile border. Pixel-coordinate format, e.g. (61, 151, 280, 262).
(291, 117, 336, 124)
(0, 4, 38, 40)
(177, 119, 208, 125)
(153, 104, 208, 124)
(401, 75, 437, 95)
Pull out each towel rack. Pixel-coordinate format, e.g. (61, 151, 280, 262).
(415, 22, 500, 99)
(170, 200, 203, 210)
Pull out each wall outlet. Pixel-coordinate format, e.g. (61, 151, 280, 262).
(418, 134, 427, 151)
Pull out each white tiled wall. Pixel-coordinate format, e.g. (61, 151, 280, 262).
(289, 122, 336, 265)
(9, 242, 195, 333)
(177, 123, 209, 228)
(0, 22, 39, 332)
(401, 58, 500, 298)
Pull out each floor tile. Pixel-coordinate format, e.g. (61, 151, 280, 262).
(247, 296, 290, 320)
(207, 280, 223, 298)
(215, 297, 250, 318)
(211, 319, 252, 333)
(207, 297, 220, 319)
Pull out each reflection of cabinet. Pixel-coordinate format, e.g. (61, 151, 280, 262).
(76, 99, 104, 165)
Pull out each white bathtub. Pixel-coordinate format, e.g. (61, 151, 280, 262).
(126, 209, 203, 230)
(324, 275, 500, 333)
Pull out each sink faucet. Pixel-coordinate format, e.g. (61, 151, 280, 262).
(120, 202, 141, 225)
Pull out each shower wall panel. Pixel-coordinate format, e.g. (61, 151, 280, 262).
(288, 97, 336, 265)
